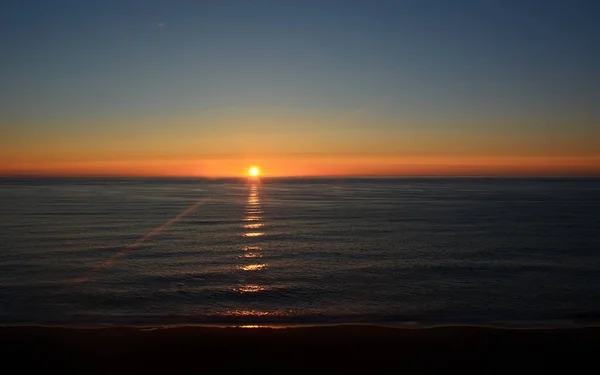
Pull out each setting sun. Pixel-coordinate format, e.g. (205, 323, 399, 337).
(249, 166, 260, 177)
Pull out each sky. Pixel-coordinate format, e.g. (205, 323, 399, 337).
(1, 0, 599, 177)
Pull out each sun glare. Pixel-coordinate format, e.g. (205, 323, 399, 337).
(249, 166, 260, 177)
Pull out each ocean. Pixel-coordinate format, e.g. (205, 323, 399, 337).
(1, 177, 599, 327)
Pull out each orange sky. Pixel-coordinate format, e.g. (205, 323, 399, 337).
(3, 155, 599, 177)
(3, 111, 599, 177)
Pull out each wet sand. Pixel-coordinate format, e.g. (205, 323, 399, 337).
(2, 325, 599, 374)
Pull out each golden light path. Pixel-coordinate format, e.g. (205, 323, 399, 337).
(235, 182, 268, 295)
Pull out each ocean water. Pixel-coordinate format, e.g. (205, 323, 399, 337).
(1, 177, 599, 327)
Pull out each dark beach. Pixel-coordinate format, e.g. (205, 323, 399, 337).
(2, 325, 600, 374)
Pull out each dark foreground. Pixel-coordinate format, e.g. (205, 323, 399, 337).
(2, 325, 600, 374)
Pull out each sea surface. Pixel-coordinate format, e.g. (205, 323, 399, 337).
(1, 177, 599, 327)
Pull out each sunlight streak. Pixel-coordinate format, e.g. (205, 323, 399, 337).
(75, 197, 210, 283)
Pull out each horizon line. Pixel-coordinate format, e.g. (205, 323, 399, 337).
(1, 174, 600, 179)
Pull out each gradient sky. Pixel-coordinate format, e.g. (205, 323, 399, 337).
(2, 0, 599, 176)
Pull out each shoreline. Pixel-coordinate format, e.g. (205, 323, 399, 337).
(2, 324, 600, 373)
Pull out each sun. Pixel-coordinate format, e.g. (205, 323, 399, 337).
(248, 166, 260, 177)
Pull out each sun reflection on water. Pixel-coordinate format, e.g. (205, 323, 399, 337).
(243, 223, 264, 229)
(240, 245, 263, 258)
(242, 232, 264, 237)
(242, 246, 262, 251)
(222, 310, 273, 317)
(243, 216, 262, 222)
(234, 284, 267, 293)
(242, 184, 265, 238)
(216, 309, 293, 319)
(235, 183, 269, 294)
(237, 263, 268, 271)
